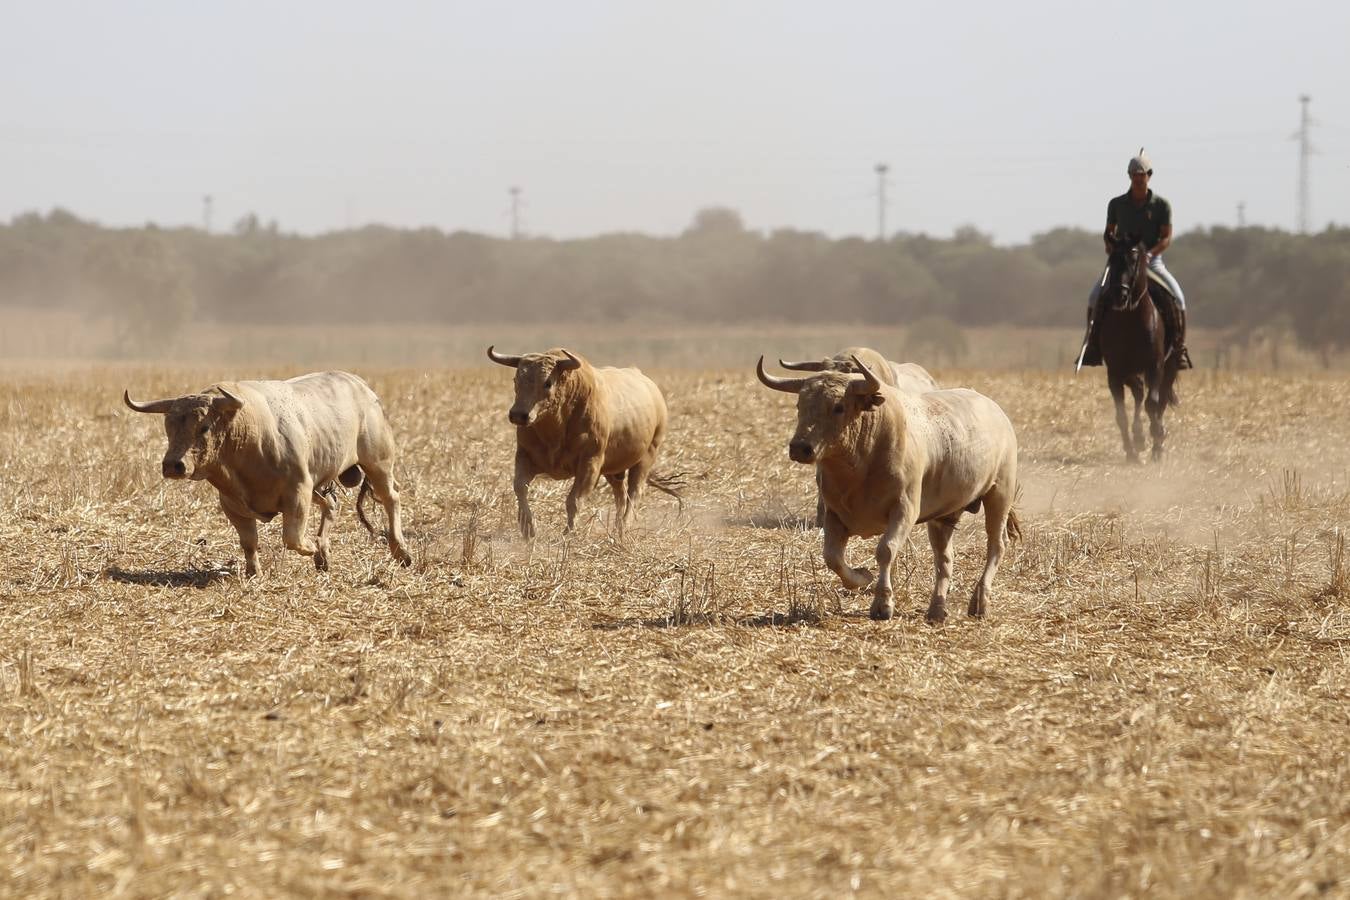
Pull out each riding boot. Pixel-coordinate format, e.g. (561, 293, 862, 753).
(1079, 298, 1107, 367)
(1172, 299, 1193, 370)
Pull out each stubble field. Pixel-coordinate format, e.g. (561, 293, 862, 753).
(1, 360, 1347, 898)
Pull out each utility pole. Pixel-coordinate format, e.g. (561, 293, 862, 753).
(1237, 202, 1246, 228)
(202, 194, 213, 233)
(509, 186, 523, 240)
(1294, 95, 1314, 234)
(874, 163, 889, 241)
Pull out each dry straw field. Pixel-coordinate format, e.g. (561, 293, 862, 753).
(1, 342, 1348, 897)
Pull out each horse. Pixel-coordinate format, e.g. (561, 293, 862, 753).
(1098, 237, 1182, 463)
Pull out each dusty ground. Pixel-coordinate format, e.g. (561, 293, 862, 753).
(0, 362, 1347, 898)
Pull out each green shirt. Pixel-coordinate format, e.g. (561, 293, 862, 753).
(1106, 189, 1172, 249)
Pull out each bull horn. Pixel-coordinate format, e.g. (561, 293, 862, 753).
(214, 385, 244, 410)
(123, 389, 174, 414)
(846, 355, 882, 395)
(558, 349, 582, 371)
(487, 345, 521, 368)
(777, 357, 828, 372)
(755, 356, 806, 393)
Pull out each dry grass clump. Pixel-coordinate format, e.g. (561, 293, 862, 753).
(1, 361, 1348, 897)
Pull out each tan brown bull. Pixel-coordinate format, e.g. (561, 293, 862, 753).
(757, 355, 1019, 623)
(488, 346, 680, 539)
(774, 347, 940, 525)
(124, 371, 411, 575)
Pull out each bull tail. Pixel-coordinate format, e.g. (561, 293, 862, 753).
(646, 470, 688, 513)
(356, 476, 378, 538)
(1005, 508, 1022, 543)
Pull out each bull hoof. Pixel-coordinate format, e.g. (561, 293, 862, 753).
(841, 567, 874, 591)
(967, 593, 987, 618)
(870, 588, 894, 620)
(393, 549, 413, 567)
(313, 548, 330, 572)
(925, 604, 948, 625)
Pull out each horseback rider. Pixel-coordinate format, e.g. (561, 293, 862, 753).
(1079, 149, 1191, 369)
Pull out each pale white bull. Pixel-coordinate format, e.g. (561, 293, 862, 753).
(124, 371, 411, 575)
(757, 355, 1019, 623)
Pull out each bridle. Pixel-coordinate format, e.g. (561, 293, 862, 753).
(1108, 245, 1149, 312)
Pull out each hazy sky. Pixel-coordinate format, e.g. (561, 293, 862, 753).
(3, 1, 1346, 244)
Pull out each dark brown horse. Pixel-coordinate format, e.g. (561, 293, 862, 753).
(1099, 238, 1181, 462)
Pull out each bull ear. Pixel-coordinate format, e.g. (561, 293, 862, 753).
(846, 355, 882, 395)
(487, 345, 521, 368)
(557, 349, 582, 371)
(123, 390, 174, 414)
(213, 386, 244, 411)
(755, 356, 806, 393)
(777, 357, 827, 372)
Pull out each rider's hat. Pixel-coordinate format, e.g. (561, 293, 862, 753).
(1128, 148, 1153, 176)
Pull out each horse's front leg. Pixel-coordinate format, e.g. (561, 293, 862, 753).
(1146, 377, 1169, 463)
(1108, 375, 1137, 463)
(1146, 399, 1166, 461)
(1129, 378, 1146, 450)
(1146, 357, 1173, 461)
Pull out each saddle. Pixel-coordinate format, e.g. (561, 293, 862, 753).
(1079, 262, 1192, 372)
(1145, 268, 1175, 299)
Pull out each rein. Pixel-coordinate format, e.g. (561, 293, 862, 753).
(1109, 250, 1149, 312)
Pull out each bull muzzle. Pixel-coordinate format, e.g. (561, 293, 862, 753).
(162, 458, 188, 479)
(508, 407, 533, 426)
(788, 440, 816, 464)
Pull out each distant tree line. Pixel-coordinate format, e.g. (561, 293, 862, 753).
(3, 206, 1349, 362)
